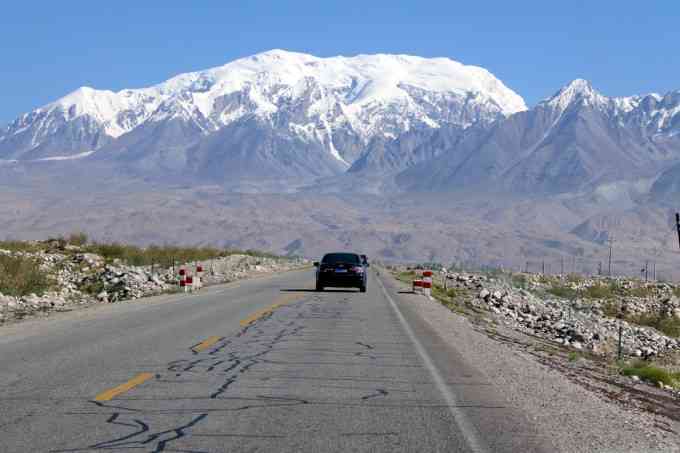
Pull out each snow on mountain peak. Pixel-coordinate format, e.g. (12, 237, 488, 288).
(1, 50, 527, 161)
(543, 78, 605, 111)
(150, 50, 523, 114)
(566, 78, 594, 92)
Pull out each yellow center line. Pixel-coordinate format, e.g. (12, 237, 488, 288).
(192, 335, 223, 353)
(239, 292, 303, 327)
(94, 372, 154, 401)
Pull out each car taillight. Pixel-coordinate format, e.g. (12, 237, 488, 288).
(351, 266, 364, 273)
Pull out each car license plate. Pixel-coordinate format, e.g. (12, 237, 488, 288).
(335, 269, 348, 273)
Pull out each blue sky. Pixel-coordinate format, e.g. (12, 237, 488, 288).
(1, 1, 678, 123)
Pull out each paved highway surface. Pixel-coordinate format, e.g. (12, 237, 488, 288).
(0, 269, 549, 452)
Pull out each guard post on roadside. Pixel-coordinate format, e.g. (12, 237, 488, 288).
(196, 265, 204, 289)
(422, 270, 433, 296)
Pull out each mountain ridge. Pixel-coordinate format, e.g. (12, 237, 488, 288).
(0, 49, 525, 167)
(1, 51, 679, 199)
(397, 79, 680, 195)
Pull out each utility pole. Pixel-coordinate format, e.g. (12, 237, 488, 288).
(644, 260, 649, 282)
(598, 261, 602, 276)
(561, 257, 564, 275)
(607, 235, 614, 277)
(676, 213, 680, 249)
(542, 261, 545, 274)
(653, 262, 656, 281)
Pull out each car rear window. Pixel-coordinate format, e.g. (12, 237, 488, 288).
(322, 253, 361, 265)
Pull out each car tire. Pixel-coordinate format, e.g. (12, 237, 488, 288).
(316, 283, 324, 292)
(359, 285, 366, 293)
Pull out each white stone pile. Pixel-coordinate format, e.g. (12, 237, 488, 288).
(441, 271, 680, 358)
(0, 246, 305, 324)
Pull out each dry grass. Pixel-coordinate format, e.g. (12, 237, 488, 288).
(621, 360, 680, 388)
(0, 240, 42, 253)
(83, 243, 279, 267)
(0, 254, 52, 297)
(626, 313, 680, 338)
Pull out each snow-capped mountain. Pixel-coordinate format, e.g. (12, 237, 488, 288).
(3, 52, 679, 197)
(0, 50, 525, 177)
(398, 79, 680, 194)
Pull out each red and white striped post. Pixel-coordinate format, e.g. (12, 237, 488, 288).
(422, 270, 433, 296)
(179, 268, 187, 292)
(195, 265, 204, 290)
(412, 279, 424, 294)
(185, 274, 194, 293)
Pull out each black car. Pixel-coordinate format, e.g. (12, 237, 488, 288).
(314, 252, 368, 292)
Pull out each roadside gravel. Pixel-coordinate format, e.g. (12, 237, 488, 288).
(384, 273, 680, 453)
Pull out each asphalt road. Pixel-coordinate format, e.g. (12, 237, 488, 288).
(0, 268, 549, 452)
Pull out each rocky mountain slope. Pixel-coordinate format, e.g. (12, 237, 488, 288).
(399, 79, 680, 194)
(2, 52, 679, 198)
(0, 50, 525, 184)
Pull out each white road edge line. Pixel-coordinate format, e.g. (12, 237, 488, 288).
(377, 274, 489, 453)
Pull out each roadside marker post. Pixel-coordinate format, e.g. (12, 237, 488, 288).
(422, 270, 433, 297)
(413, 279, 424, 294)
(441, 267, 448, 291)
(196, 265, 204, 290)
(179, 268, 186, 291)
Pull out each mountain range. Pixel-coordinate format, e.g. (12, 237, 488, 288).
(2, 49, 679, 199)
(0, 50, 524, 185)
(1, 50, 679, 270)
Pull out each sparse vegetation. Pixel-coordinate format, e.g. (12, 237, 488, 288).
(568, 351, 581, 362)
(445, 287, 466, 299)
(547, 285, 578, 299)
(626, 313, 680, 338)
(79, 278, 105, 296)
(66, 232, 88, 247)
(0, 240, 42, 253)
(565, 273, 583, 284)
(82, 243, 279, 267)
(0, 234, 282, 268)
(621, 360, 680, 388)
(601, 300, 621, 318)
(538, 275, 558, 285)
(0, 254, 52, 297)
(511, 273, 529, 289)
(583, 284, 614, 299)
(396, 270, 416, 283)
(431, 282, 477, 317)
(628, 286, 654, 298)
